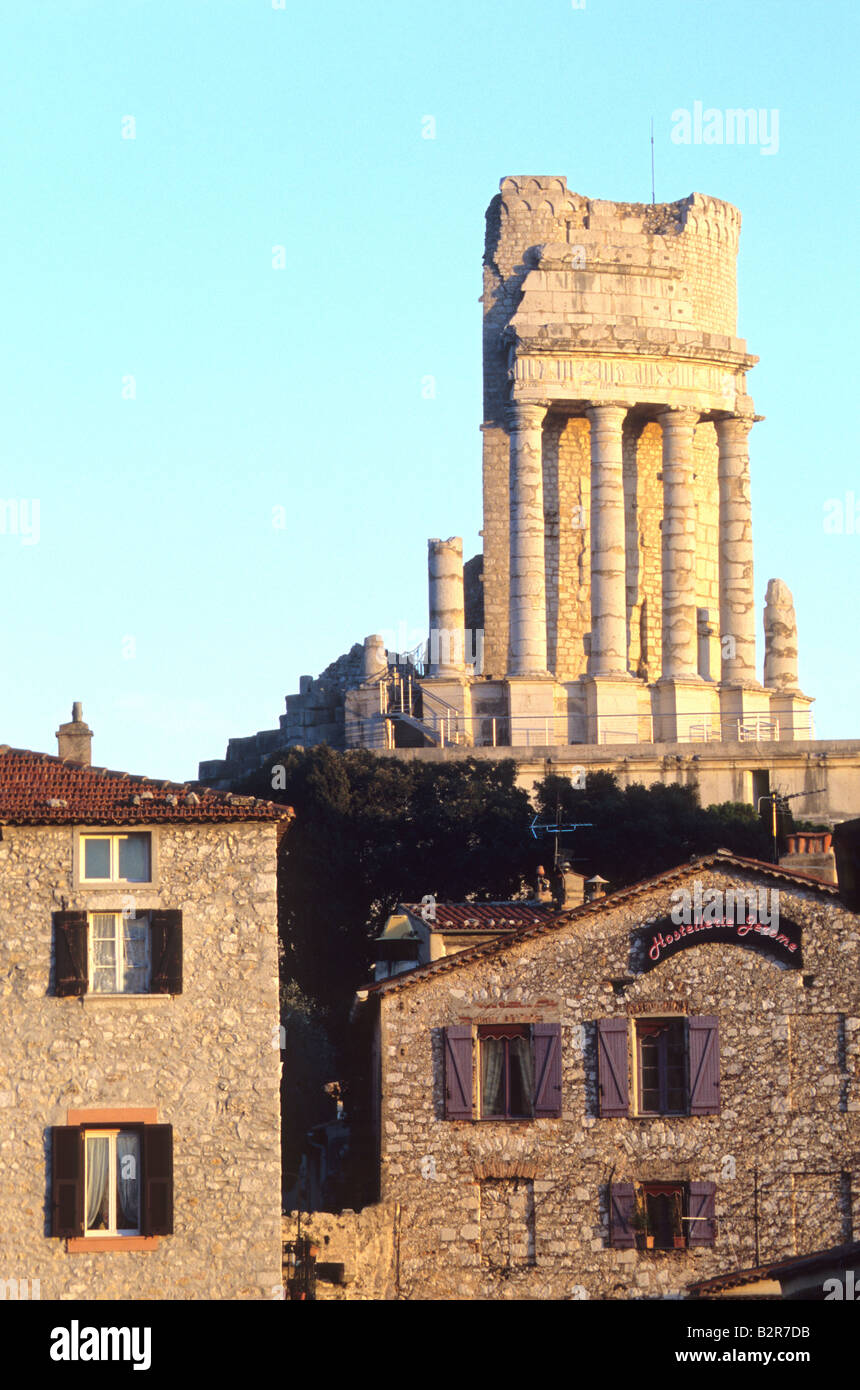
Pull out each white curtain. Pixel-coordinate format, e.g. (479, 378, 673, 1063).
(482, 1038, 505, 1115)
(116, 1133, 140, 1230)
(86, 1137, 109, 1230)
(510, 1036, 534, 1116)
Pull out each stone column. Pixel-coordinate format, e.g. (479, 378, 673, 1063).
(763, 578, 799, 690)
(586, 403, 629, 676)
(506, 402, 548, 676)
(715, 414, 757, 684)
(362, 635, 388, 680)
(660, 408, 700, 680)
(427, 537, 466, 676)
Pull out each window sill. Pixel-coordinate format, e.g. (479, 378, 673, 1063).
(67, 1237, 159, 1252)
(76, 882, 157, 893)
(81, 994, 174, 1007)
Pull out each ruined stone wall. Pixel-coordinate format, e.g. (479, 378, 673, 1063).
(0, 821, 282, 1300)
(283, 1206, 397, 1301)
(374, 871, 860, 1300)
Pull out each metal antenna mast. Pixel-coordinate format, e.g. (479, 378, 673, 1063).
(650, 117, 656, 205)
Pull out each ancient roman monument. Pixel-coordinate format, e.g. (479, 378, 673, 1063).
(200, 177, 860, 821)
(409, 176, 814, 750)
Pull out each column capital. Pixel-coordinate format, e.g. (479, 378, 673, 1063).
(505, 402, 548, 432)
(658, 406, 701, 431)
(715, 413, 755, 441)
(585, 401, 628, 422)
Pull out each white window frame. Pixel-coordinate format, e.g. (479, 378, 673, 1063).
(83, 1128, 141, 1238)
(80, 832, 152, 885)
(88, 911, 151, 995)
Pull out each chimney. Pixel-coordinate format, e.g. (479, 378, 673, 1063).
(779, 831, 838, 886)
(56, 702, 93, 765)
(585, 874, 609, 902)
(551, 861, 586, 910)
(535, 865, 552, 903)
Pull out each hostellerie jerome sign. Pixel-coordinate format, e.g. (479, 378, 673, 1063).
(640, 914, 802, 967)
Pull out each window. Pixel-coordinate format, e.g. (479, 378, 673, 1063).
(597, 1016, 719, 1118)
(81, 832, 151, 883)
(636, 1019, 686, 1115)
(84, 1130, 141, 1235)
(609, 1180, 716, 1250)
(51, 1123, 173, 1240)
(443, 1023, 562, 1121)
(479, 1026, 534, 1119)
(90, 913, 150, 994)
(54, 909, 182, 997)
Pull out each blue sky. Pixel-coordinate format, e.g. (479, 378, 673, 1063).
(0, 0, 856, 779)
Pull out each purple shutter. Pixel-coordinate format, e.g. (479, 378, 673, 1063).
(688, 1181, 716, 1246)
(54, 911, 87, 996)
(689, 1016, 720, 1115)
(142, 1125, 174, 1236)
(533, 1023, 562, 1118)
(597, 1018, 629, 1117)
(150, 911, 182, 994)
(610, 1182, 635, 1248)
(444, 1026, 473, 1120)
(51, 1126, 84, 1237)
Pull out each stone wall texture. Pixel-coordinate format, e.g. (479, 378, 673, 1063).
(368, 865, 860, 1300)
(0, 820, 282, 1300)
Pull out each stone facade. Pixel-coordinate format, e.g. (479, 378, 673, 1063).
(0, 768, 286, 1299)
(355, 855, 860, 1300)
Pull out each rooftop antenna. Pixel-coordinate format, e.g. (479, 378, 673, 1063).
(650, 116, 656, 205)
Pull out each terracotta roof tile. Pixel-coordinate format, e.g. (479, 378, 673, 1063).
(0, 748, 293, 827)
(401, 903, 556, 931)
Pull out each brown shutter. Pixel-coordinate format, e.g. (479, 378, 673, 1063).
(54, 911, 87, 996)
(609, 1182, 635, 1248)
(688, 1181, 716, 1246)
(597, 1018, 629, 1117)
(533, 1023, 562, 1118)
(688, 1016, 720, 1115)
(141, 1125, 173, 1235)
(150, 911, 182, 994)
(444, 1026, 473, 1120)
(51, 1126, 84, 1237)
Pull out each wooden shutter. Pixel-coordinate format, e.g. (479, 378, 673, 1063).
(54, 911, 87, 996)
(443, 1026, 473, 1120)
(141, 1125, 174, 1235)
(688, 1016, 720, 1115)
(688, 1181, 716, 1246)
(597, 1018, 629, 1117)
(609, 1182, 635, 1248)
(533, 1023, 562, 1118)
(51, 1126, 84, 1237)
(150, 911, 182, 994)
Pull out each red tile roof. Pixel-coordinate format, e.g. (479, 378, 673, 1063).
(401, 903, 556, 931)
(0, 748, 293, 827)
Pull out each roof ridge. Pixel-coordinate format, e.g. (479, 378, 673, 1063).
(366, 852, 845, 995)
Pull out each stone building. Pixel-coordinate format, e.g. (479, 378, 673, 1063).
(345, 851, 860, 1300)
(0, 706, 292, 1300)
(199, 176, 860, 825)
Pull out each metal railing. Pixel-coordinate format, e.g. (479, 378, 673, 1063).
(345, 708, 814, 750)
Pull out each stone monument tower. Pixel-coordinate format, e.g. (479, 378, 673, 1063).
(420, 175, 813, 747)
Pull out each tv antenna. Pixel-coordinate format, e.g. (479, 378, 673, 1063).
(650, 117, 656, 205)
